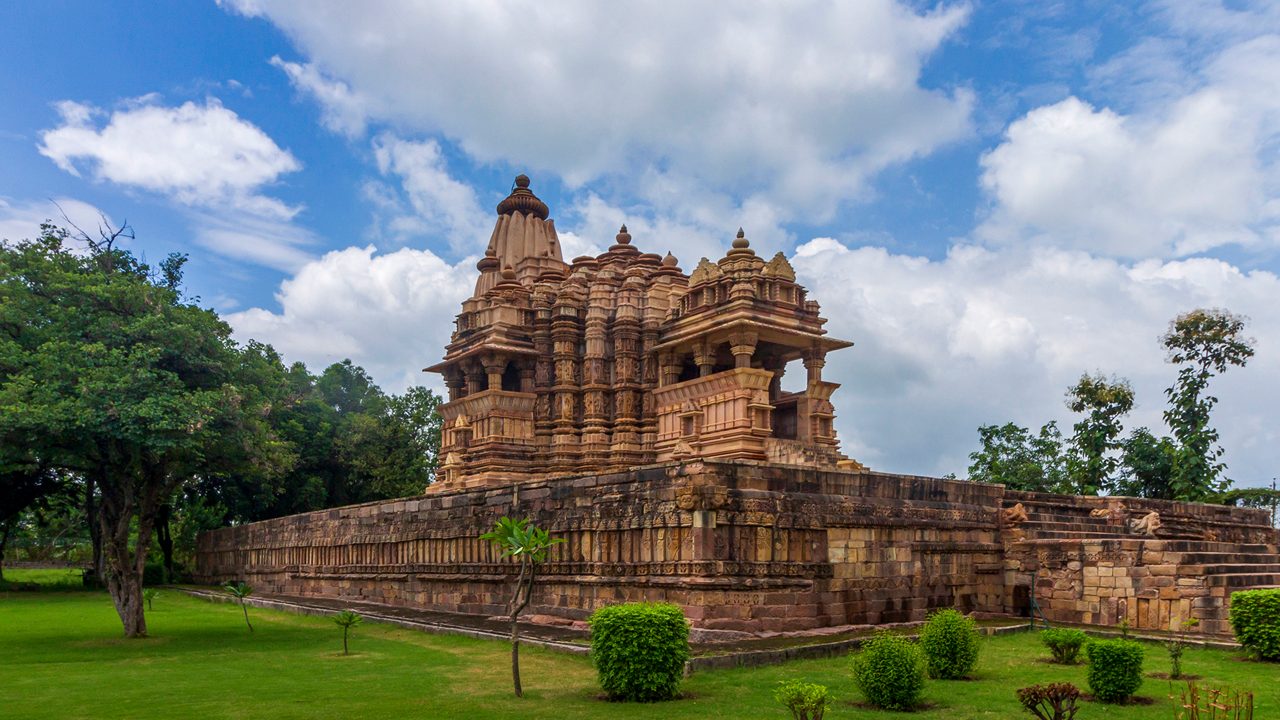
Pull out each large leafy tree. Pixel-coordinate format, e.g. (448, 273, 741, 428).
(0, 225, 255, 636)
(1064, 373, 1135, 495)
(967, 421, 1069, 493)
(1161, 309, 1254, 500)
(1115, 428, 1178, 499)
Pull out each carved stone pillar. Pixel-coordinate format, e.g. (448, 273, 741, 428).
(694, 340, 715, 377)
(658, 352, 681, 387)
(581, 304, 610, 459)
(550, 301, 581, 469)
(730, 331, 758, 369)
(464, 361, 486, 395)
(482, 354, 507, 392)
(444, 367, 467, 401)
(803, 349, 826, 385)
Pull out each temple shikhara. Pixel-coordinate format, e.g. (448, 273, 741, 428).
(197, 177, 1279, 640)
(428, 175, 856, 489)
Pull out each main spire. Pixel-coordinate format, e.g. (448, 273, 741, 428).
(475, 174, 566, 296)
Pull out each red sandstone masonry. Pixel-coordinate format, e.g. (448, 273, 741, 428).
(195, 461, 1278, 636)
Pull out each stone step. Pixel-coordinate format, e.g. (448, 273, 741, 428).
(1206, 573, 1280, 589)
(1176, 564, 1280, 577)
(1160, 541, 1277, 554)
(1177, 552, 1280, 566)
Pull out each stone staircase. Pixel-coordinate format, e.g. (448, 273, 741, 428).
(1000, 491, 1280, 636)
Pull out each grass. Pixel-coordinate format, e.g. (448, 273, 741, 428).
(1, 586, 1277, 719)
(2, 566, 87, 590)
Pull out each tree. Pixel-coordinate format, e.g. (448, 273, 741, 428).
(1064, 373, 1134, 495)
(224, 581, 254, 632)
(967, 421, 1069, 493)
(333, 609, 362, 655)
(0, 224, 260, 637)
(1161, 309, 1254, 500)
(1115, 428, 1177, 499)
(480, 516, 564, 697)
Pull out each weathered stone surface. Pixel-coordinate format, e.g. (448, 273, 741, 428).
(196, 459, 1279, 636)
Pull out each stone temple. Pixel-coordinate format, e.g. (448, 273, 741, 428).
(197, 177, 1280, 638)
(428, 174, 857, 490)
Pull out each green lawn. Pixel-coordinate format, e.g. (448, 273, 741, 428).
(0, 587, 1275, 719)
(2, 567, 87, 590)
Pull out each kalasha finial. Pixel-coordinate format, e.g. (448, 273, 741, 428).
(662, 251, 678, 267)
(732, 228, 749, 249)
(500, 265, 517, 281)
(616, 224, 632, 244)
(496, 174, 549, 219)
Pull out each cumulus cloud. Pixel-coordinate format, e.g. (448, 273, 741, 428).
(792, 238, 1280, 485)
(221, 0, 972, 223)
(978, 36, 1280, 258)
(367, 135, 491, 254)
(39, 97, 302, 219)
(37, 96, 321, 270)
(226, 245, 474, 392)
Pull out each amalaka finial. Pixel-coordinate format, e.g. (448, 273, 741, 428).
(496, 174, 549, 219)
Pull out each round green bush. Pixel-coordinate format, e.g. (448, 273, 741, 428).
(1229, 588, 1280, 661)
(851, 632, 926, 710)
(1085, 638, 1144, 703)
(588, 602, 689, 702)
(1040, 627, 1089, 664)
(919, 608, 980, 679)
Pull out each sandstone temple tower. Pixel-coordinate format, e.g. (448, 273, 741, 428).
(427, 175, 859, 489)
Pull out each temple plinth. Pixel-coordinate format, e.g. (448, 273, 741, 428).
(426, 178, 857, 490)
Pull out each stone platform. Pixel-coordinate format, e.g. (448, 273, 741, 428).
(195, 460, 1279, 637)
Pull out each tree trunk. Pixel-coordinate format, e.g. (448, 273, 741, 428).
(156, 503, 174, 582)
(98, 466, 156, 638)
(510, 614, 522, 697)
(85, 473, 103, 580)
(0, 516, 12, 583)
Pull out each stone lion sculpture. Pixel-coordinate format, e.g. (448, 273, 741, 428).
(1002, 502, 1028, 525)
(1129, 511, 1162, 536)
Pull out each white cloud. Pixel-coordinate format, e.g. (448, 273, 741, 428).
(220, 0, 972, 223)
(0, 197, 111, 244)
(270, 56, 367, 138)
(978, 36, 1280, 258)
(190, 211, 316, 273)
(368, 135, 490, 254)
(792, 238, 1280, 486)
(226, 245, 474, 392)
(39, 98, 302, 219)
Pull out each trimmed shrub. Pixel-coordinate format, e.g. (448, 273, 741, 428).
(1085, 638, 1144, 703)
(589, 602, 689, 702)
(774, 680, 831, 720)
(851, 631, 926, 710)
(1229, 588, 1280, 661)
(1016, 682, 1080, 720)
(1040, 628, 1088, 664)
(919, 608, 980, 679)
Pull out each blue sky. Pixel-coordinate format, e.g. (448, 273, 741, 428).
(2, 1, 1277, 484)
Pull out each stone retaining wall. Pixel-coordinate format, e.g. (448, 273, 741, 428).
(196, 461, 1278, 636)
